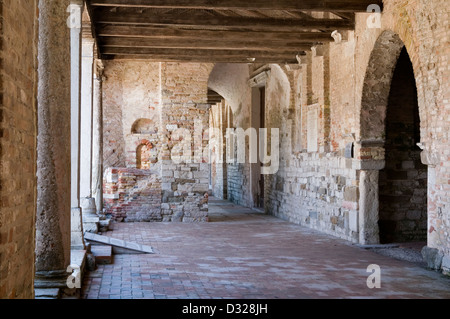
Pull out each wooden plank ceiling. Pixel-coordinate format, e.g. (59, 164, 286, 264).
(86, 0, 383, 64)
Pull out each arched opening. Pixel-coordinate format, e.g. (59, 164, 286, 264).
(207, 63, 250, 203)
(131, 118, 157, 135)
(359, 31, 427, 246)
(378, 47, 427, 244)
(136, 141, 153, 169)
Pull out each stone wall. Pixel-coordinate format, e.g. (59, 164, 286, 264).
(0, 0, 38, 299)
(159, 63, 212, 222)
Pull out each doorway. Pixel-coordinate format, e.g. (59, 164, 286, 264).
(378, 47, 427, 244)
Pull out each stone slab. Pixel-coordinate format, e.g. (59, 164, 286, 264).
(91, 245, 113, 264)
(35, 288, 60, 299)
(84, 232, 154, 254)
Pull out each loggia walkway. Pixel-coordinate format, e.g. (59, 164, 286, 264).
(81, 198, 450, 299)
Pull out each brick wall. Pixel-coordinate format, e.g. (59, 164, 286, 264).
(102, 62, 213, 222)
(0, 0, 38, 299)
(159, 63, 213, 222)
(103, 168, 162, 222)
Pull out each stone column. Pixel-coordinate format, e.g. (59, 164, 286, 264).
(80, 33, 99, 232)
(35, 0, 72, 289)
(92, 59, 104, 214)
(358, 170, 380, 245)
(69, 0, 86, 250)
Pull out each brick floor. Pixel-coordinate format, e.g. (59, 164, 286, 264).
(81, 198, 450, 299)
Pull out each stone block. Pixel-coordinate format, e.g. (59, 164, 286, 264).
(442, 255, 450, 276)
(343, 186, 359, 202)
(349, 211, 358, 232)
(421, 246, 444, 270)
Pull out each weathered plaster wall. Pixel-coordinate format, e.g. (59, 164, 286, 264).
(0, 0, 38, 299)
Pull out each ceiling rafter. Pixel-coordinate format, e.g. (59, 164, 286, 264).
(85, 0, 382, 62)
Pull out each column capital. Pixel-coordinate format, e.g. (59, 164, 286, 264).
(94, 59, 105, 79)
(70, 0, 84, 6)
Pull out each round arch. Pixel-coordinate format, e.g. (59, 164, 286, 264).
(358, 30, 427, 245)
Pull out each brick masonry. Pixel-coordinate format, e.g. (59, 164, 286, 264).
(103, 168, 162, 222)
(0, 0, 38, 299)
(102, 62, 213, 222)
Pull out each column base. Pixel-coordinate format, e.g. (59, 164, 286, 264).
(81, 197, 100, 233)
(34, 270, 69, 289)
(71, 207, 87, 249)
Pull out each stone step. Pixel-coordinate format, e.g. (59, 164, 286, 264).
(84, 232, 154, 255)
(90, 245, 113, 265)
(99, 218, 112, 232)
(35, 288, 60, 299)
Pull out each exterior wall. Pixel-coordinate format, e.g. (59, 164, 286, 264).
(0, 0, 38, 299)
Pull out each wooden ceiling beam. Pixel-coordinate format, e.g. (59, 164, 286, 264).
(101, 55, 300, 64)
(91, 10, 355, 32)
(99, 37, 316, 51)
(101, 47, 305, 59)
(88, 0, 383, 13)
(96, 25, 335, 42)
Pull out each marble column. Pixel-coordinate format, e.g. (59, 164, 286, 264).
(35, 0, 72, 288)
(92, 60, 104, 214)
(69, 0, 86, 250)
(80, 34, 99, 232)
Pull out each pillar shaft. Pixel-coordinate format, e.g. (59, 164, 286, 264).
(92, 61, 104, 213)
(70, 0, 86, 250)
(358, 170, 380, 245)
(80, 38, 95, 199)
(35, 0, 72, 285)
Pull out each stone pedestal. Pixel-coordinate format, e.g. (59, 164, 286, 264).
(81, 197, 99, 233)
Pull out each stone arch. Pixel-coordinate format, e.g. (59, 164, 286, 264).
(359, 30, 406, 141)
(358, 30, 427, 245)
(208, 63, 250, 115)
(136, 139, 154, 169)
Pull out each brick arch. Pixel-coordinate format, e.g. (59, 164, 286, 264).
(359, 30, 406, 141)
(136, 139, 154, 169)
(357, 29, 428, 245)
